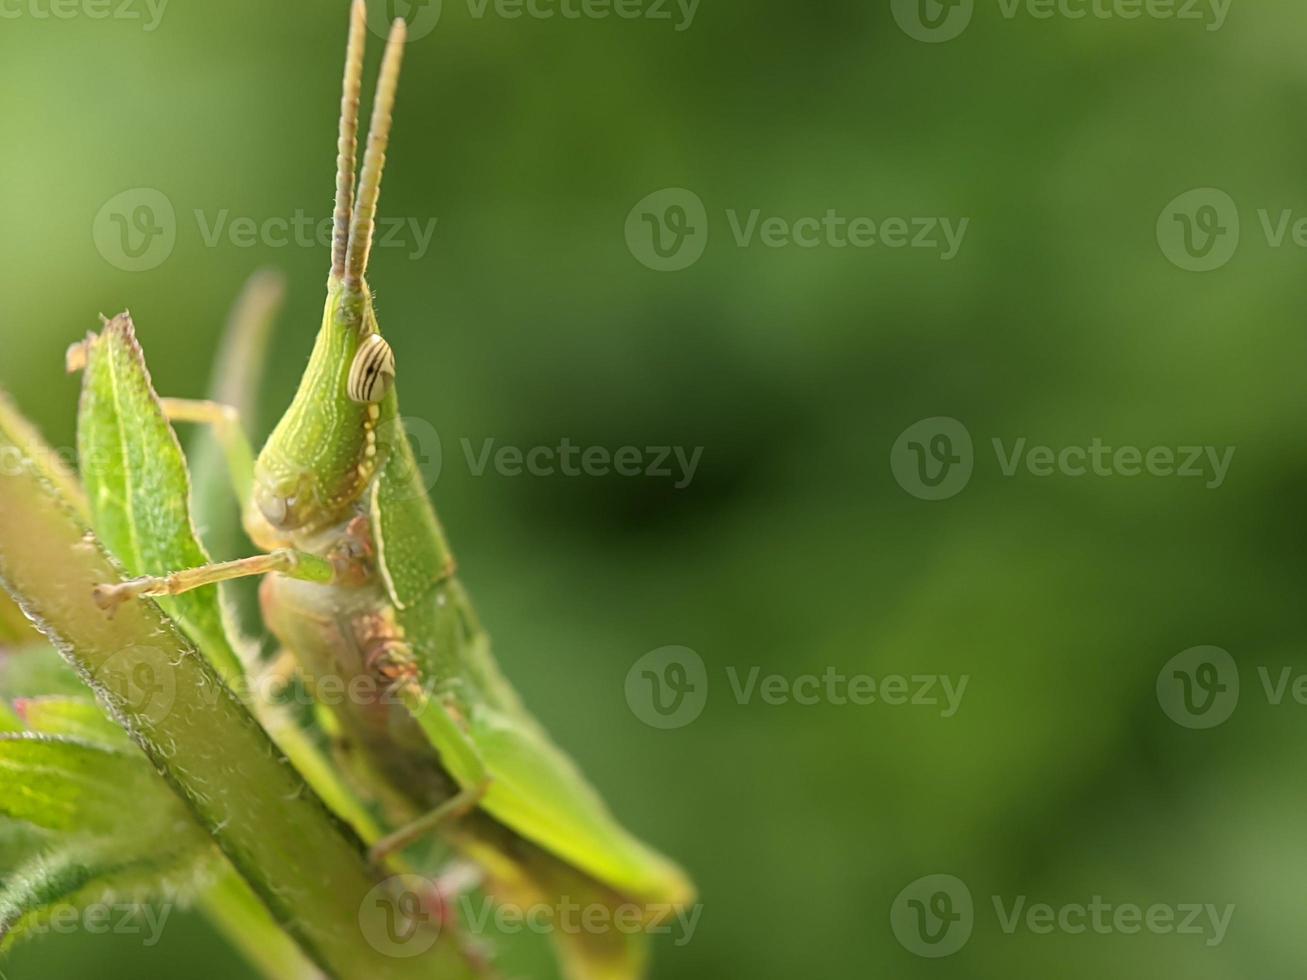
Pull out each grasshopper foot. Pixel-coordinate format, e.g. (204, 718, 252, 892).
(92, 578, 153, 614)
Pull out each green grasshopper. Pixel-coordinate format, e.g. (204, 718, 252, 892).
(85, 3, 694, 976)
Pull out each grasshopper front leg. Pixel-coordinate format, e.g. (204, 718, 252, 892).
(159, 397, 256, 511)
(93, 548, 335, 612)
(96, 398, 325, 612)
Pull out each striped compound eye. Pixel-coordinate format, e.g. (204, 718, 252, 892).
(347, 334, 396, 403)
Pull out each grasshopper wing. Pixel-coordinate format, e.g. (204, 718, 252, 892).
(468, 701, 696, 909)
(373, 421, 694, 909)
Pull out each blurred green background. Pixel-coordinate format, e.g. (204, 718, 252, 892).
(2, 0, 1306, 976)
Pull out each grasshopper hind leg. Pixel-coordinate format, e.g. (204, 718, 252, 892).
(367, 679, 494, 865)
(368, 781, 489, 868)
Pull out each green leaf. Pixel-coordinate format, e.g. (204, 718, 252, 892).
(0, 735, 195, 838)
(0, 819, 48, 872)
(0, 703, 21, 734)
(0, 643, 89, 701)
(75, 314, 248, 685)
(0, 738, 214, 957)
(11, 698, 131, 749)
(0, 839, 205, 955)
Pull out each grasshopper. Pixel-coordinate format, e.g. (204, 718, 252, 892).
(86, 3, 694, 976)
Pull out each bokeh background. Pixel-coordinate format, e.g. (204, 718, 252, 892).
(2, 0, 1307, 976)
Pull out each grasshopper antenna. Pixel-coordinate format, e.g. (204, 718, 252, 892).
(344, 16, 407, 293)
(332, 0, 368, 280)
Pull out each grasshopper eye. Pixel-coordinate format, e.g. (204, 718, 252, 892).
(347, 334, 396, 404)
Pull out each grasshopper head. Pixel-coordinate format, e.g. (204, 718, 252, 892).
(250, 2, 407, 537)
(251, 283, 395, 535)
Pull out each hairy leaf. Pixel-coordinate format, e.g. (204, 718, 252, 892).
(11, 698, 132, 749)
(0, 643, 88, 701)
(0, 735, 197, 839)
(0, 819, 48, 872)
(75, 314, 247, 684)
(0, 839, 206, 954)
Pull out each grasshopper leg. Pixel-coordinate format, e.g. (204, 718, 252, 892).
(366, 685, 494, 866)
(368, 782, 490, 868)
(159, 398, 256, 512)
(93, 549, 334, 613)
